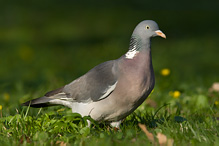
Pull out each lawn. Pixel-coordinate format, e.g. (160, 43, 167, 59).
(0, 1, 219, 145)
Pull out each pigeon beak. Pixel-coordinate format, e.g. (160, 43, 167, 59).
(155, 30, 166, 39)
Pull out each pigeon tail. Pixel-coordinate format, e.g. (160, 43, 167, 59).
(21, 96, 52, 108)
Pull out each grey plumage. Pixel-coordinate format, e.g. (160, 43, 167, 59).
(63, 60, 117, 102)
(22, 20, 166, 127)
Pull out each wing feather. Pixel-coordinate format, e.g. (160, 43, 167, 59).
(62, 60, 118, 102)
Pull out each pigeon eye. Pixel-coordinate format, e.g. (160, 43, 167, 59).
(145, 25, 150, 29)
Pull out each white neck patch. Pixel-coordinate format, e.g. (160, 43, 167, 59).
(125, 49, 139, 59)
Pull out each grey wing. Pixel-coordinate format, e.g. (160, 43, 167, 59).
(62, 60, 118, 102)
(22, 60, 118, 108)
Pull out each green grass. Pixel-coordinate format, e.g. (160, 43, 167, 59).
(0, 98, 218, 145)
(0, 1, 219, 145)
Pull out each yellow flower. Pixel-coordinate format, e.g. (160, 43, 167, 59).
(169, 91, 181, 99)
(215, 101, 219, 106)
(0, 105, 2, 110)
(161, 68, 170, 76)
(3, 93, 10, 101)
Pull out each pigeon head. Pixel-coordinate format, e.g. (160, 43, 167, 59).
(132, 20, 166, 40)
(127, 20, 166, 52)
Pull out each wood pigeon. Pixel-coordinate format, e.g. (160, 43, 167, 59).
(22, 20, 166, 128)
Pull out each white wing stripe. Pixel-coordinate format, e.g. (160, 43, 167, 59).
(99, 81, 118, 100)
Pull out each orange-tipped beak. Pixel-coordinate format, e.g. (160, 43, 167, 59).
(155, 30, 166, 39)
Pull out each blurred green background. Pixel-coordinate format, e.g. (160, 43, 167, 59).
(0, 1, 219, 111)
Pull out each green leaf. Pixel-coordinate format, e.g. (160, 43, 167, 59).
(79, 127, 90, 137)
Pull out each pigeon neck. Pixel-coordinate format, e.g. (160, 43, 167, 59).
(125, 36, 151, 59)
